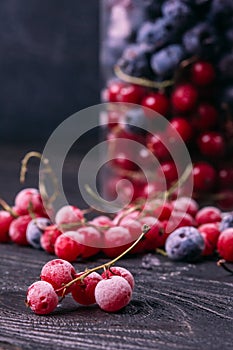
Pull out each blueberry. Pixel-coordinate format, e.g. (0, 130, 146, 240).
(220, 214, 233, 232)
(219, 85, 233, 109)
(125, 107, 149, 136)
(165, 226, 204, 262)
(138, 0, 163, 20)
(117, 44, 153, 78)
(218, 52, 233, 80)
(26, 217, 51, 249)
(150, 44, 186, 78)
(183, 22, 221, 58)
(161, 0, 193, 28)
(137, 17, 178, 51)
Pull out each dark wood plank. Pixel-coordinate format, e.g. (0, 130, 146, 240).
(0, 244, 233, 350)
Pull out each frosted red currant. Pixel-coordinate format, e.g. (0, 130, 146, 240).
(94, 276, 132, 312)
(26, 280, 58, 315)
(40, 258, 76, 296)
(71, 272, 102, 305)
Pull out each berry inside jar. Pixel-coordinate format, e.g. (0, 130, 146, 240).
(100, 0, 233, 210)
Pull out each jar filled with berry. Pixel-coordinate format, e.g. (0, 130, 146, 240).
(100, 0, 233, 211)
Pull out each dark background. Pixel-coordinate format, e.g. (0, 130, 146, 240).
(0, 0, 100, 144)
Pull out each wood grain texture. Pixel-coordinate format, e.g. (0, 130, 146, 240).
(0, 244, 233, 350)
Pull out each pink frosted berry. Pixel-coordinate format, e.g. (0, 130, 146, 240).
(40, 225, 62, 254)
(76, 226, 102, 258)
(199, 223, 220, 256)
(0, 210, 14, 243)
(15, 188, 45, 216)
(54, 231, 84, 262)
(102, 266, 134, 290)
(90, 215, 113, 227)
(120, 218, 142, 241)
(71, 272, 102, 305)
(55, 205, 84, 230)
(9, 215, 31, 245)
(40, 258, 76, 296)
(172, 196, 199, 218)
(102, 226, 132, 258)
(26, 280, 58, 315)
(195, 206, 222, 226)
(95, 276, 132, 312)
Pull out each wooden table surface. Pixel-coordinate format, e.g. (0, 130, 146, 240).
(0, 144, 233, 350)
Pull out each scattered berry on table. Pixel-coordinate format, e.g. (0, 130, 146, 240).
(165, 226, 204, 261)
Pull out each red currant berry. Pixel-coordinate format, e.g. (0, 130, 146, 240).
(146, 133, 170, 161)
(54, 231, 84, 262)
(172, 197, 199, 218)
(216, 190, 233, 211)
(165, 211, 195, 234)
(71, 272, 102, 305)
(153, 202, 173, 221)
(117, 84, 145, 104)
(199, 223, 220, 256)
(102, 226, 131, 258)
(15, 188, 45, 216)
(9, 215, 31, 246)
(198, 132, 226, 157)
(95, 276, 132, 312)
(218, 166, 233, 189)
(55, 205, 84, 231)
(192, 103, 218, 131)
(167, 117, 193, 143)
(193, 162, 217, 192)
(142, 92, 170, 117)
(158, 161, 178, 186)
(26, 280, 58, 315)
(191, 61, 215, 86)
(107, 80, 125, 102)
(0, 210, 14, 243)
(40, 225, 63, 254)
(217, 228, 233, 262)
(172, 84, 198, 112)
(76, 226, 101, 259)
(120, 218, 142, 241)
(40, 259, 76, 296)
(102, 266, 134, 290)
(195, 206, 222, 226)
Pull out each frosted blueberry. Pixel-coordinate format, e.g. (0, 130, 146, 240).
(165, 226, 204, 261)
(26, 217, 51, 249)
(220, 214, 233, 232)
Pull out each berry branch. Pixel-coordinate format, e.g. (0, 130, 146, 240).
(56, 224, 150, 296)
(114, 65, 174, 89)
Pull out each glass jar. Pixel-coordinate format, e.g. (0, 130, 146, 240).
(100, 0, 233, 211)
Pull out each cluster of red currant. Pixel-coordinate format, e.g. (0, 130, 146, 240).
(102, 59, 233, 210)
(1, 183, 233, 264)
(26, 258, 135, 314)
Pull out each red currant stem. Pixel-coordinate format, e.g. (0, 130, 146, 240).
(179, 55, 198, 69)
(20, 151, 43, 183)
(114, 65, 174, 89)
(217, 259, 233, 274)
(0, 198, 18, 218)
(155, 248, 167, 257)
(165, 164, 193, 200)
(20, 151, 60, 206)
(55, 224, 151, 294)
